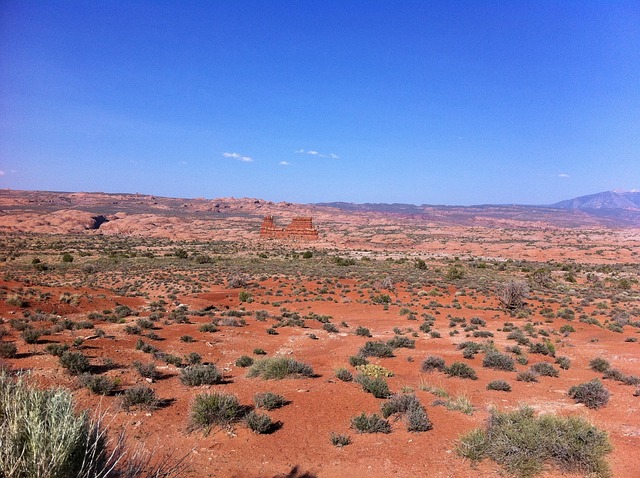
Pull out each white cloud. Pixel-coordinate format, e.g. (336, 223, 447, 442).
(558, 173, 570, 178)
(279, 161, 290, 166)
(179, 161, 188, 165)
(297, 148, 340, 159)
(223, 152, 253, 162)
(0, 170, 5, 176)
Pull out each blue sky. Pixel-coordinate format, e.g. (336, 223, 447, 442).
(1, 1, 639, 205)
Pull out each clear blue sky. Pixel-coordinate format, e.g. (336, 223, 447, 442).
(1, 1, 639, 205)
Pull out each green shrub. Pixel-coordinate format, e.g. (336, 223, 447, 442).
(487, 380, 511, 392)
(245, 411, 274, 434)
(555, 356, 571, 370)
(457, 406, 611, 477)
(247, 357, 314, 380)
(359, 341, 394, 358)
(568, 380, 610, 409)
(350, 413, 391, 434)
(121, 385, 158, 410)
(516, 370, 538, 382)
(0, 342, 17, 358)
(334, 368, 353, 382)
(380, 393, 421, 418)
(355, 374, 391, 398)
(421, 355, 446, 372)
(132, 361, 158, 380)
(482, 351, 515, 371)
(589, 357, 610, 373)
(0, 372, 112, 477)
(199, 323, 219, 333)
(323, 323, 339, 333)
(529, 362, 559, 378)
(78, 373, 116, 395)
(387, 336, 415, 349)
(180, 364, 223, 386)
(253, 348, 267, 355)
(21, 328, 42, 344)
(355, 326, 371, 337)
(348, 355, 368, 367)
(235, 355, 254, 367)
(254, 392, 287, 410)
(190, 392, 241, 431)
(445, 362, 478, 380)
(329, 432, 351, 447)
(59, 351, 90, 375)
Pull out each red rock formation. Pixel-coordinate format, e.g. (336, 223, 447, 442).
(260, 216, 318, 240)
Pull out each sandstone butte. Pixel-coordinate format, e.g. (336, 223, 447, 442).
(260, 215, 319, 240)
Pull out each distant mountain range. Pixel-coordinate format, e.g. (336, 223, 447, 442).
(551, 191, 640, 210)
(317, 191, 640, 226)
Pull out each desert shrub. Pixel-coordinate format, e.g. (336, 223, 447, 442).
(59, 351, 90, 375)
(334, 368, 353, 382)
(421, 355, 446, 372)
(380, 393, 421, 418)
(516, 370, 538, 382)
(568, 380, 610, 409)
(0, 342, 17, 358)
(445, 362, 478, 380)
(457, 406, 611, 477)
(355, 364, 393, 378)
(487, 380, 511, 392)
(21, 328, 42, 344)
(238, 291, 253, 303)
(124, 325, 142, 335)
(355, 374, 391, 398)
(473, 330, 494, 338)
(589, 357, 610, 373)
(350, 413, 391, 434)
(529, 341, 555, 357)
(482, 351, 515, 371)
(387, 336, 415, 349)
(329, 432, 351, 447)
(179, 335, 194, 343)
(602, 368, 640, 386)
(348, 355, 368, 367)
(559, 324, 575, 334)
(180, 364, 223, 386)
(253, 348, 267, 355)
(359, 340, 394, 358)
(181, 352, 200, 366)
(266, 328, 278, 335)
(355, 326, 371, 337)
(530, 362, 559, 378)
(136, 318, 154, 329)
(555, 356, 571, 370)
(247, 357, 314, 380)
(245, 411, 274, 434)
(79, 373, 116, 395)
(323, 323, 339, 333)
(199, 323, 218, 333)
(406, 402, 433, 432)
(159, 353, 183, 368)
(0, 372, 115, 478)
(498, 280, 529, 309)
(235, 355, 254, 367)
(253, 392, 286, 410)
(132, 361, 158, 380)
(121, 386, 158, 410)
(190, 392, 241, 431)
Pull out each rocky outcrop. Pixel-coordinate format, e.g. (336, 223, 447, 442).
(260, 216, 318, 240)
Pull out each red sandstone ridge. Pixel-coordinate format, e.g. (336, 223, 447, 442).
(260, 215, 319, 240)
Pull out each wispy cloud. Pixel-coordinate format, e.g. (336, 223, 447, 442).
(223, 152, 253, 162)
(557, 173, 570, 178)
(179, 161, 188, 165)
(279, 161, 290, 166)
(0, 170, 5, 176)
(296, 149, 340, 159)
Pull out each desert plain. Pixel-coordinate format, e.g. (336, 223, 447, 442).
(0, 189, 638, 478)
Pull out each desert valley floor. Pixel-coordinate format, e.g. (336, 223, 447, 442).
(0, 191, 639, 477)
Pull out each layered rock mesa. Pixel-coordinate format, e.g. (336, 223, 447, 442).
(260, 216, 319, 240)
